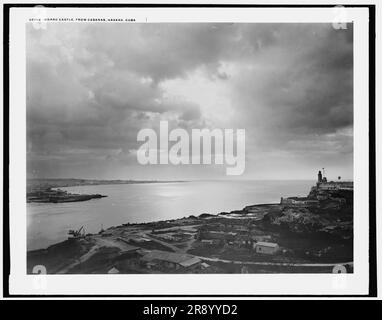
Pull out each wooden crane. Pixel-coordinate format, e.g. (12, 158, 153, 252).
(68, 226, 85, 239)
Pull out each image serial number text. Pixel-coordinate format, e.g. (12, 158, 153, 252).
(143, 304, 238, 317)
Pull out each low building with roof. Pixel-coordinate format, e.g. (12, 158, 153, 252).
(107, 267, 120, 274)
(201, 239, 221, 245)
(141, 250, 202, 271)
(253, 242, 280, 255)
(280, 197, 319, 208)
(113, 242, 143, 271)
(198, 230, 237, 242)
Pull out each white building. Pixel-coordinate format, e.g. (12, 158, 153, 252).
(318, 181, 353, 191)
(254, 242, 279, 255)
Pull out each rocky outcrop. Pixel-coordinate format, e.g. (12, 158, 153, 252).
(264, 206, 352, 240)
(269, 208, 326, 233)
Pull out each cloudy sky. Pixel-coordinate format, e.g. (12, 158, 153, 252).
(27, 23, 353, 180)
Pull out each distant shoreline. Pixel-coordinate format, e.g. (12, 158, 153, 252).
(27, 178, 188, 190)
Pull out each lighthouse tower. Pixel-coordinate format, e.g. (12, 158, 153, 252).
(318, 170, 323, 183)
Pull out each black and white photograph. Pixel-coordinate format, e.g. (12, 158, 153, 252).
(3, 2, 378, 298)
(25, 21, 356, 275)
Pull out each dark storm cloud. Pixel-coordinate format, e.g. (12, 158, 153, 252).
(26, 23, 353, 179)
(82, 23, 239, 82)
(232, 24, 353, 135)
